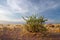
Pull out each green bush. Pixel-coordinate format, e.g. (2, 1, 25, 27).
(23, 14, 48, 36)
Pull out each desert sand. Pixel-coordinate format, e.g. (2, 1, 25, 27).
(0, 24, 60, 40)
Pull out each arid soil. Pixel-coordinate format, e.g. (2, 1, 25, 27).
(0, 24, 60, 40)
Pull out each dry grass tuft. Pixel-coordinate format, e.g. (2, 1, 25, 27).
(0, 24, 60, 40)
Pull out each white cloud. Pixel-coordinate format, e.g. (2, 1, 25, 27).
(0, 5, 13, 21)
(7, 0, 28, 14)
(0, 8, 25, 22)
(6, 0, 59, 14)
(0, 0, 59, 24)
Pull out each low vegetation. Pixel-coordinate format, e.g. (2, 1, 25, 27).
(23, 15, 49, 37)
(0, 24, 60, 40)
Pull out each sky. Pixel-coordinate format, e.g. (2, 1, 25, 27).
(0, 0, 60, 24)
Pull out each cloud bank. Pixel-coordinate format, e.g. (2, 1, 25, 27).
(0, 0, 60, 24)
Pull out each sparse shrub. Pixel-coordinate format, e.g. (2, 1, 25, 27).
(47, 24, 55, 28)
(23, 14, 48, 37)
(56, 25, 60, 28)
(56, 25, 60, 32)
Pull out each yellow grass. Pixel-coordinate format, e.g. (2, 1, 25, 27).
(0, 24, 60, 40)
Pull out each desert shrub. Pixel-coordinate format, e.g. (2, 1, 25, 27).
(47, 24, 55, 28)
(23, 14, 48, 36)
(56, 25, 60, 28)
(56, 25, 60, 32)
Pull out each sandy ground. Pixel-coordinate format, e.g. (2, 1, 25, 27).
(0, 24, 60, 40)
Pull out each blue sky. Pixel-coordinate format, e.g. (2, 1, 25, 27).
(0, 0, 60, 24)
